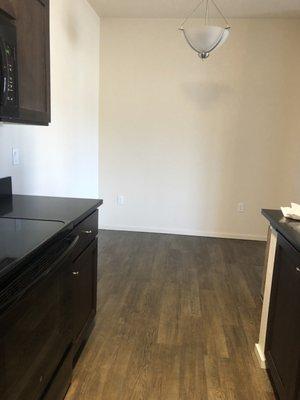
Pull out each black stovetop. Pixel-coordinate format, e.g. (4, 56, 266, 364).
(0, 217, 65, 279)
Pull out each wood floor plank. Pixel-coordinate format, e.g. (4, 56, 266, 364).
(65, 231, 275, 400)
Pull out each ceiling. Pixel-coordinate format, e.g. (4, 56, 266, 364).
(88, 0, 300, 18)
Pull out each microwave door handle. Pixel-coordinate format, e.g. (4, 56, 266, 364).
(0, 235, 80, 314)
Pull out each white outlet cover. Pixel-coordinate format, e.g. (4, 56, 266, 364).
(12, 148, 20, 166)
(117, 195, 125, 206)
(238, 202, 245, 213)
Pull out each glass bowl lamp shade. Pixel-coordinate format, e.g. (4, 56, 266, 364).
(180, 25, 230, 59)
(179, 0, 231, 60)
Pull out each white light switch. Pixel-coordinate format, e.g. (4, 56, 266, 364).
(12, 148, 20, 165)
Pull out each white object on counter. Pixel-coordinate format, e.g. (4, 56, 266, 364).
(281, 203, 300, 220)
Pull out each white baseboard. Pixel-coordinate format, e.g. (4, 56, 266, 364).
(99, 224, 267, 241)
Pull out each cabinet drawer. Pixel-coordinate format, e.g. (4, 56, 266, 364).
(72, 210, 98, 261)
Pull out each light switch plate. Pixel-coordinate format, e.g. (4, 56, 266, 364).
(12, 148, 20, 166)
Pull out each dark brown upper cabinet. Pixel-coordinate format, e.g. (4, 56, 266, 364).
(0, 0, 16, 19)
(0, 0, 50, 125)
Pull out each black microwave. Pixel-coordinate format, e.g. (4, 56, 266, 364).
(0, 13, 18, 119)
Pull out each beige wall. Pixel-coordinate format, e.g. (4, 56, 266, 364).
(0, 0, 100, 198)
(100, 18, 300, 240)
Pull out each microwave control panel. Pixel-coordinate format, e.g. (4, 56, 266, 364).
(3, 41, 17, 105)
(0, 13, 19, 119)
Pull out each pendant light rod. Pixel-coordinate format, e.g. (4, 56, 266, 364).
(179, 0, 230, 30)
(179, 0, 205, 30)
(205, 0, 209, 25)
(210, 0, 230, 27)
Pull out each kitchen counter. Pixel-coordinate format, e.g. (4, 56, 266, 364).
(258, 210, 300, 398)
(262, 209, 300, 252)
(256, 209, 300, 372)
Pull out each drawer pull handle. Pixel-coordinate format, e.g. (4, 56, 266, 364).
(73, 271, 80, 276)
(296, 267, 300, 273)
(83, 230, 92, 234)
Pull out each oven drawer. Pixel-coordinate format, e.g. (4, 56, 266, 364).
(72, 210, 98, 261)
(42, 348, 72, 400)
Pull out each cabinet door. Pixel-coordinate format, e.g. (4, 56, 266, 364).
(12, 0, 50, 125)
(266, 233, 300, 400)
(72, 238, 98, 346)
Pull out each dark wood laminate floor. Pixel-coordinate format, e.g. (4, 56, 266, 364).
(66, 231, 275, 400)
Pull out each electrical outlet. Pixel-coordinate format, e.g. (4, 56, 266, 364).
(117, 195, 125, 206)
(238, 202, 245, 213)
(15, 219, 22, 231)
(12, 148, 20, 166)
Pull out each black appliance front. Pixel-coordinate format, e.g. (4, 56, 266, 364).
(0, 14, 18, 119)
(0, 235, 77, 400)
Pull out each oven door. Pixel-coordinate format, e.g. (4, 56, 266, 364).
(0, 235, 78, 400)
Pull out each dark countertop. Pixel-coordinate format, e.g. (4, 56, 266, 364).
(0, 195, 103, 284)
(262, 209, 300, 252)
(0, 195, 103, 226)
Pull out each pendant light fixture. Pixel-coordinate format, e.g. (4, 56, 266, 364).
(179, 0, 231, 60)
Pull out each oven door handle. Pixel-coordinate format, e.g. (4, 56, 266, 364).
(0, 235, 80, 314)
(38, 234, 80, 280)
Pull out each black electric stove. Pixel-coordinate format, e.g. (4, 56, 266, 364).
(0, 177, 68, 282)
(0, 217, 66, 281)
(0, 177, 102, 400)
(0, 177, 102, 284)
